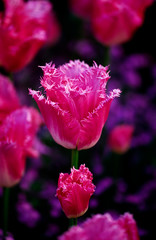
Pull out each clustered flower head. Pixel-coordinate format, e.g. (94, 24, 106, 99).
(0, 0, 60, 72)
(56, 164, 95, 218)
(30, 60, 120, 150)
(59, 212, 140, 240)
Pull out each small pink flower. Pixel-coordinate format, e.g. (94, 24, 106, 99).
(0, 0, 60, 72)
(29, 60, 120, 150)
(91, 0, 154, 46)
(108, 124, 134, 154)
(56, 164, 95, 218)
(69, 0, 92, 19)
(0, 74, 21, 123)
(0, 107, 42, 187)
(59, 212, 140, 240)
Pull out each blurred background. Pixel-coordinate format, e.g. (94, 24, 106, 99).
(1, 0, 156, 239)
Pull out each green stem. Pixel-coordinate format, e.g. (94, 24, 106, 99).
(71, 149, 79, 169)
(70, 149, 79, 227)
(69, 218, 77, 227)
(3, 187, 10, 238)
(9, 73, 13, 82)
(103, 46, 110, 66)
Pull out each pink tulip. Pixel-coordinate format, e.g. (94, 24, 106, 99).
(29, 60, 120, 150)
(0, 73, 43, 156)
(56, 164, 95, 218)
(91, 0, 153, 46)
(0, 107, 42, 157)
(0, 107, 42, 187)
(0, 0, 60, 72)
(59, 212, 140, 240)
(108, 124, 134, 154)
(0, 74, 21, 123)
(69, 0, 92, 19)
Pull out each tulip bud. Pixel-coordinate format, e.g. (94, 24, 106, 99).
(56, 164, 95, 218)
(108, 124, 134, 154)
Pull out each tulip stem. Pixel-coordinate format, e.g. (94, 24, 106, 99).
(103, 46, 110, 66)
(71, 149, 79, 169)
(69, 218, 77, 227)
(9, 73, 13, 82)
(70, 149, 79, 227)
(3, 187, 10, 238)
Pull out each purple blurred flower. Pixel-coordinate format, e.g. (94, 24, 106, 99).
(16, 194, 40, 228)
(40, 182, 56, 200)
(49, 198, 62, 218)
(0, 229, 14, 240)
(92, 154, 104, 176)
(72, 40, 96, 59)
(45, 224, 59, 237)
(95, 177, 113, 196)
(125, 179, 156, 208)
(20, 169, 38, 191)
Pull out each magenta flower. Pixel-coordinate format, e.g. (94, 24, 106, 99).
(0, 107, 42, 187)
(56, 164, 95, 218)
(0, 73, 42, 155)
(91, 0, 153, 46)
(0, 74, 21, 123)
(0, 74, 42, 187)
(108, 124, 134, 154)
(0, 0, 60, 72)
(59, 212, 140, 240)
(29, 60, 120, 150)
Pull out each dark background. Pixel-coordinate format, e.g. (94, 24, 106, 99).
(1, 0, 156, 239)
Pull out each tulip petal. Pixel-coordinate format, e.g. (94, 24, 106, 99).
(0, 107, 42, 155)
(59, 184, 90, 218)
(0, 74, 20, 122)
(0, 141, 25, 187)
(59, 212, 140, 240)
(77, 89, 121, 150)
(29, 90, 80, 149)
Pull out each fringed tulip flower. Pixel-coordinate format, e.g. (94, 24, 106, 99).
(0, 107, 42, 187)
(0, 0, 60, 72)
(56, 164, 95, 218)
(108, 124, 134, 154)
(91, 0, 154, 46)
(0, 74, 21, 123)
(59, 212, 140, 240)
(69, 0, 92, 19)
(29, 60, 121, 150)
